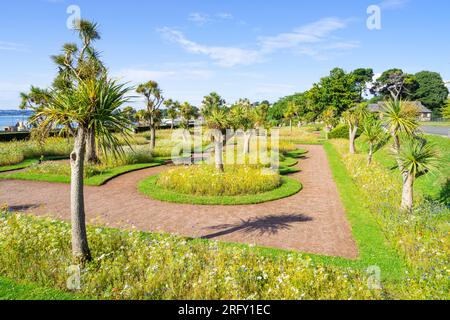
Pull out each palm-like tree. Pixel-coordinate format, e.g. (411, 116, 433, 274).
(230, 100, 255, 155)
(342, 103, 369, 154)
(136, 81, 165, 150)
(253, 102, 270, 130)
(179, 102, 196, 129)
(362, 119, 386, 165)
(381, 100, 419, 154)
(51, 20, 106, 164)
(35, 77, 131, 263)
(164, 99, 179, 130)
(284, 101, 297, 133)
(201, 92, 225, 119)
(397, 138, 438, 211)
(206, 109, 229, 172)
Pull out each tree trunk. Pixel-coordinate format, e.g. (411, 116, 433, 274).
(85, 128, 99, 164)
(290, 119, 293, 133)
(349, 126, 358, 154)
(401, 173, 414, 212)
(151, 126, 156, 150)
(368, 143, 374, 165)
(214, 135, 224, 172)
(243, 130, 253, 155)
(393, 134, 401, 155)
(70, 128, 91, 264)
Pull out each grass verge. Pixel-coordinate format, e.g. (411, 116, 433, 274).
(139, 175, 302, 205)
(0, 277, 80, 300)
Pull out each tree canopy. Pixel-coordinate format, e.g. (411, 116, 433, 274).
(413, 71, 449, 112)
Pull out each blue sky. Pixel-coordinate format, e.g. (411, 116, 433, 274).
(0, 0, 449, 109)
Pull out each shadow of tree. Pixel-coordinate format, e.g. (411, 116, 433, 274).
(202, 214, 313, 239)
(8, 204, 40, 212)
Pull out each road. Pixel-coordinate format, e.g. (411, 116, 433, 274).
(421, 126, 450, 137)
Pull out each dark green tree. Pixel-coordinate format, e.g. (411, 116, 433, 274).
(351, 68, 374, 102)
(413, 71, 449, 112)
(371, 69, 418, 101)
(306, 68, 359, 117)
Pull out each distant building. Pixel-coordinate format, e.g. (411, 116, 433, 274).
(368, 101, 433, 122)
(1, 125, 18, 132)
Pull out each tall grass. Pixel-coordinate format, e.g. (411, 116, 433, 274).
(331, 139, 450, 299)
(16, 148, 155, 179)
(0, 213, 381, 300)
(158, 165, 282, 196)
(279, 127, 322, 145)
(0, 137, 73, 166)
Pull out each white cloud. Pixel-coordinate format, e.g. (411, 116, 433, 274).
(216, 13, 233, 20)
(188, 12, 234, 26)
(114, 67, 214, 83)
(159, 17, 357, 67)
(379, 0, 410, 10)
(188, 13, 211, 26)
(259, 18, 349, 52)
(158, 27, 264, 67)
(0, 41, 28, 52)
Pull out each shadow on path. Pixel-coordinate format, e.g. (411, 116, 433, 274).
(8, 204, 41, 212)
(202, 214, 313, 239)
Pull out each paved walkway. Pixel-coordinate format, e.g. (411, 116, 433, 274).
(0, 145, 358, 258)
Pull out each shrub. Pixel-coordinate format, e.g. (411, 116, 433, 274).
(328, 124, 362, 140)
(0, 214, 381, 300)
(157, 165, 282, 196)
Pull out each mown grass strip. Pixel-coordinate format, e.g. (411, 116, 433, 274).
(321, 141, 405, 280)
(0, 277, 81, 300)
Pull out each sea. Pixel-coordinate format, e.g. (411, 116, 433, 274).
(0, 110, 34, 128)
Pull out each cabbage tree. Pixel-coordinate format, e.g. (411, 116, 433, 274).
(136, 81, 164, 150)
(361, 119, 386, 165)
(230, 99, 255, 155)
(342, 103, 369, 154)
(206, 109, 229, 172)
(36, 77, 131, 263)
(397, 138, 438, 211)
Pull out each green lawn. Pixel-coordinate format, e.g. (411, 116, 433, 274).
(0, 277, 80, 300)
(0, 162, 163, 186)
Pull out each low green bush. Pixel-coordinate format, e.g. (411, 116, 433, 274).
(157, 165, 282, 197)
(328, 124, 362, 140)
(0, 213, 381, 300)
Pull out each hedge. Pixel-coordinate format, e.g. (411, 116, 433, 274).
(0, 131, 67, 142)
(328, 124, 362, 140)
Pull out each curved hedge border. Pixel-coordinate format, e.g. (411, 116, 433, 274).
(139, 175, 303, 206)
